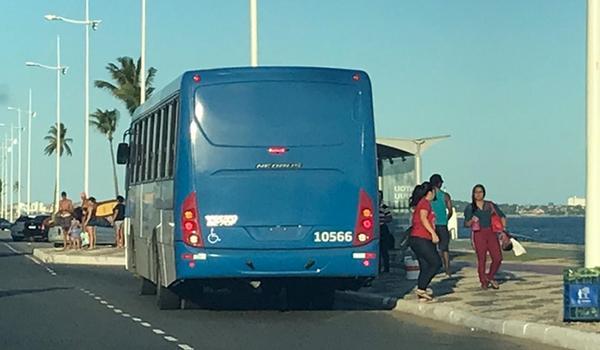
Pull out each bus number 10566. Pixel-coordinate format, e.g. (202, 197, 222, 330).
(313, 231, 353, 243)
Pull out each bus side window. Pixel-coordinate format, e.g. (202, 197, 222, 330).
(168, 99, 178, 177)
(152, 110, 160, 180)
(128, 122, 138, 184)
(133, 121, 142, 184)
(146, 114, 155, 182)
(140, 118, 148, 182)
(156, 107, 165, 180)
(159, 105, 169, 179)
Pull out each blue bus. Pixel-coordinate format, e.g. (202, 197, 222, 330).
(117, 67, 379, 309)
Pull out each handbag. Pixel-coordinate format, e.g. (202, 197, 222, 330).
(498, 231, 513, 251)
(488, 201, 505, 233)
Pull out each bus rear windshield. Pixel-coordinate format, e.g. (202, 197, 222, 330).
(194, 81, 360, 147)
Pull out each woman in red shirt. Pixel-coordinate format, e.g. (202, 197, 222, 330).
(409, 182, 442, 301)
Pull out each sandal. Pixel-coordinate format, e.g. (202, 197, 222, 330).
(416, 289, 433, 301)
(489, 280, 500, 290)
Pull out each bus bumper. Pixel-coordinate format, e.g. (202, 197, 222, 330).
(174, 241, 379, 281)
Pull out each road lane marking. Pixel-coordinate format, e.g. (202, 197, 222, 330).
(2, 243, 21, 255)
(77, 288, 194, 349)
(25, 255, 42, 265)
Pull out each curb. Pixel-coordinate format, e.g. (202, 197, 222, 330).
(341, 291, 600, 350)
(336, 290, 398, 309)
(32, 248, 125, 266)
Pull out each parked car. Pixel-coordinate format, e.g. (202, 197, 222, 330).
(48, 217, 116, 247)
(0, 218, 11, 230)
(10, 215, 51, 242)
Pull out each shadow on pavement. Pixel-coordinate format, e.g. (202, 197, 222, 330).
(0, 286, 73, 299)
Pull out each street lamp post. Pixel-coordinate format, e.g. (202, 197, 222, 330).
(2, 136, 7, 219)
(45, 1, 101, 196)
(250, 0, 258, 67)
(7, 107, 22, 216)
(27, 89, 35, 215)
(26, 35, 68, 211)
(140, 0, 146, 105)
(9, 127, 15, 221)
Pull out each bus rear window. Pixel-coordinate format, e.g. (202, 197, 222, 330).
(194, 81, 360, 147)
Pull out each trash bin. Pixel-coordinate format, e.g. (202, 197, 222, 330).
(563, 267, 600, 322)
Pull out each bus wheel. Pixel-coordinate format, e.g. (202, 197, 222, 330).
(155, 245, 180, 310)
(139, 277, 156, 295)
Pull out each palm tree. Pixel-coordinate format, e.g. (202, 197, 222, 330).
(44, 123, 73, 208)
(94, 56, 157, 116)
(44, 123, 73, 157)
(90, 108, 119, 196)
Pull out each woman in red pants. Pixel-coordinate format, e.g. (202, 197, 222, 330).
(464, 184, 507, 290)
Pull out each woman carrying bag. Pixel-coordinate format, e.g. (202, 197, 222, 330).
(464, 184, 507, 290)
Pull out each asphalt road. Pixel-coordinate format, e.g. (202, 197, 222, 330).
(0, 231, 559, 350)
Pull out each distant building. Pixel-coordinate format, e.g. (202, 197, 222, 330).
(567, 196, 586, 207)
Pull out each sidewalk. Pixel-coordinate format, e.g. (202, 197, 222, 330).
(33, 246, 125, 266)
(342, 241, 599, 350)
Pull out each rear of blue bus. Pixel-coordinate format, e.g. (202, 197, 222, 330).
(173, 67, 378, 293)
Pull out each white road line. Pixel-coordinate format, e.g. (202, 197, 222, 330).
(25, 255, 42, 265)
(77, 288, 192, 349)
(3, 243, 20, 254)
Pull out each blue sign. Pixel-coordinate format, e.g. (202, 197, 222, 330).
(569, 284, 599, 307)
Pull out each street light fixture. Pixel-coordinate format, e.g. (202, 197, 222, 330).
(26, 36, 68, 211)
(45, 0, 101, 196)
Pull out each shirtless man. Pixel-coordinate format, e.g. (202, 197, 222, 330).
(56, 192, 74, 249)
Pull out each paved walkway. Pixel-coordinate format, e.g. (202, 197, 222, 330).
(351, 242, 600, 349)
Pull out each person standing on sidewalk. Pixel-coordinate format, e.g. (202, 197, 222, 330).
(408, 181, 442, 302)
(112, 195, 126, 248)
(429, 174, 454, 276)
(464, 184, 507, 290)
(56, 192, 74, 249)
(378, 191, 393, 273)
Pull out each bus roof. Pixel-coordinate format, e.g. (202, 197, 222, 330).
(132, 66, 369, 121)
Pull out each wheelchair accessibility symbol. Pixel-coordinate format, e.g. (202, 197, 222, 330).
(207, 228, 221, 245)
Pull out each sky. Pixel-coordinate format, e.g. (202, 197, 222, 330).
(0, 0, 587, 205)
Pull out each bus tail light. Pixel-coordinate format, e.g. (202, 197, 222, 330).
(182, 192, 203, 247)
(353, 189, 375, 246)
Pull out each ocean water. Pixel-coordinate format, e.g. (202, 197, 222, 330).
(457, 216, 584, 245)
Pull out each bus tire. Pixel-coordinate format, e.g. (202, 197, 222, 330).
(155, 243, 180, 310)
(139, 277, 156, 295)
